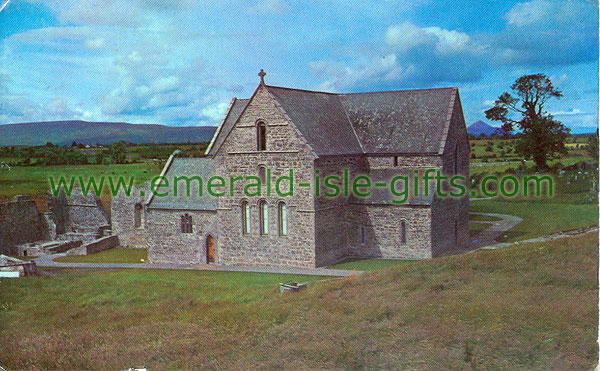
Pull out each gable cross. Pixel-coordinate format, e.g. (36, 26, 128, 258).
(258, 69, 266, 85)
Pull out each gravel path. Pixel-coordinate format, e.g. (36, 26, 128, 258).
(33, 254, 361, 277)
(469, 212, 524, 249)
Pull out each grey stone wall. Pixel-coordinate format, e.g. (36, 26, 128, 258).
(313, 155, 367, 267)
(146, 209, 218, 264)
(214, 85, 318, 268)
(111, 184, 149, 248)
(347, 204, 433, 259)
(50, 189, 110, 235)
(0, 196, 51, 255)
(431, 94, 470, 256)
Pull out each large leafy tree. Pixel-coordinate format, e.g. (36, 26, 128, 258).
(485, 74, 569, 170)
(109, 141, 127, 164)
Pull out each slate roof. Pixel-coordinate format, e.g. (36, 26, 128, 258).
(266, 86, 363, 156)
(339, 88, 456, 154)
(347, 169, 434, 206)
(206, 85, 458, 157)
(148, 157, 217, 210)
(205, 98, 250, 156)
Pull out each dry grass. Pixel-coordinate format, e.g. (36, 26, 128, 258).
(1, 233, 597, 370)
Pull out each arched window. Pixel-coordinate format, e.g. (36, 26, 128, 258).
(259, 200, 268, 235)
(278, 202, 287, 236)
(400, 221, 407, 244)
(241, 201, 250, 235)
(258, 165, 267, 184)
(257, 121, 267, 151)
(181, 214, 193, 233)
(359, 226, 367, 245)
(134, 203, 143, 228)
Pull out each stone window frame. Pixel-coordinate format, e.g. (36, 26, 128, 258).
(241, 200, 251, 235)
(258, 164, 267, 185)
(400, 219, 407, 244)
(134, 203, 143, 229)
(181, 213, 193, 233)
(256, 120, 267, 151)
(277, 201, 287, 236)
(359, 225, 367, 245)
(259, 199, 269, 235)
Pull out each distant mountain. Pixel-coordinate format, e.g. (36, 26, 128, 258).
(467, 120, 501, 136)
(0, 121, 217, 146)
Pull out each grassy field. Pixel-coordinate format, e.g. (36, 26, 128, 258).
(469, 136, 592, 164)
(469, 221, 491, 237)
(0, 162, 163, 199)
(54, 248, 148, 264)
(471, 199, 597, 242)
(1, 232, 596, 370)
(327, 258, 417, 271)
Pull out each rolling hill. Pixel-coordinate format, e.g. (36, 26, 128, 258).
(467, 120, 500, 136)
(0, 121, 217, 146)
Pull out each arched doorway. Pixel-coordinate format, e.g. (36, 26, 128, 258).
(206, 235, 215, 264)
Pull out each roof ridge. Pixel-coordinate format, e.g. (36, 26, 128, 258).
(342, 87, 457, 96)
(265, 84, 339, 95)
(266, 84, 457, 96)
(338, 95, 365, 154)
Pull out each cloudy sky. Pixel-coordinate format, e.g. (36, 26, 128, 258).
(1, 0, 598, 133)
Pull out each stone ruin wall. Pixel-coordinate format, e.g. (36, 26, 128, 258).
(0, 196, 52, 255)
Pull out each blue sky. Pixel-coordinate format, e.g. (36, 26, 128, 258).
(1, 0, 598, 133)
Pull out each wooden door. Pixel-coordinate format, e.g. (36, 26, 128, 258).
(206, 235, 215, 263)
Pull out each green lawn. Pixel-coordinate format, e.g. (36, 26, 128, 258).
(469, 221, 492, 237)
(1, 233, 596, 370)
(469, 214, 502, 222)
(54, 248, 148, 264)
(327, 258, 416, 271)
(0, 163, 162, 198)
(470, 199, 598, 242)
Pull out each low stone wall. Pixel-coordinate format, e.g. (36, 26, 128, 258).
(0, 196, 52, 255)
(66, 235, 120, 256)
(47, 240, 82, 254)
(86, 235, 119, 254)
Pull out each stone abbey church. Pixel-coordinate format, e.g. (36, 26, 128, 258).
(112, 71, 470, 268)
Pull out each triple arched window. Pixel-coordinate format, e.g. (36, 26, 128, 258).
(259, 200, 269, 235)
(241, 201, 251, 234)
(241, 200, 288, 236)
(278, 202, 287, 236)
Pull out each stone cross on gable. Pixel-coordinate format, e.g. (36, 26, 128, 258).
(258, 69, 266, 85)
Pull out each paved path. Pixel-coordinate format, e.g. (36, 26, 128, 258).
(33, 254, 361, 277)
(469, 212, 524, 249)
(479, 226, 598, 250)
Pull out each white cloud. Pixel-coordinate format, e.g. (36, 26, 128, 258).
(504, 0, 549, 26)
(551, 108, 584, 116)
(312, 22, 487, 91)
(201, 101, 230, 122)
(494, 0, 598, 66)
(85, 37, 105, 49)
(385, 22, 478, 55)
